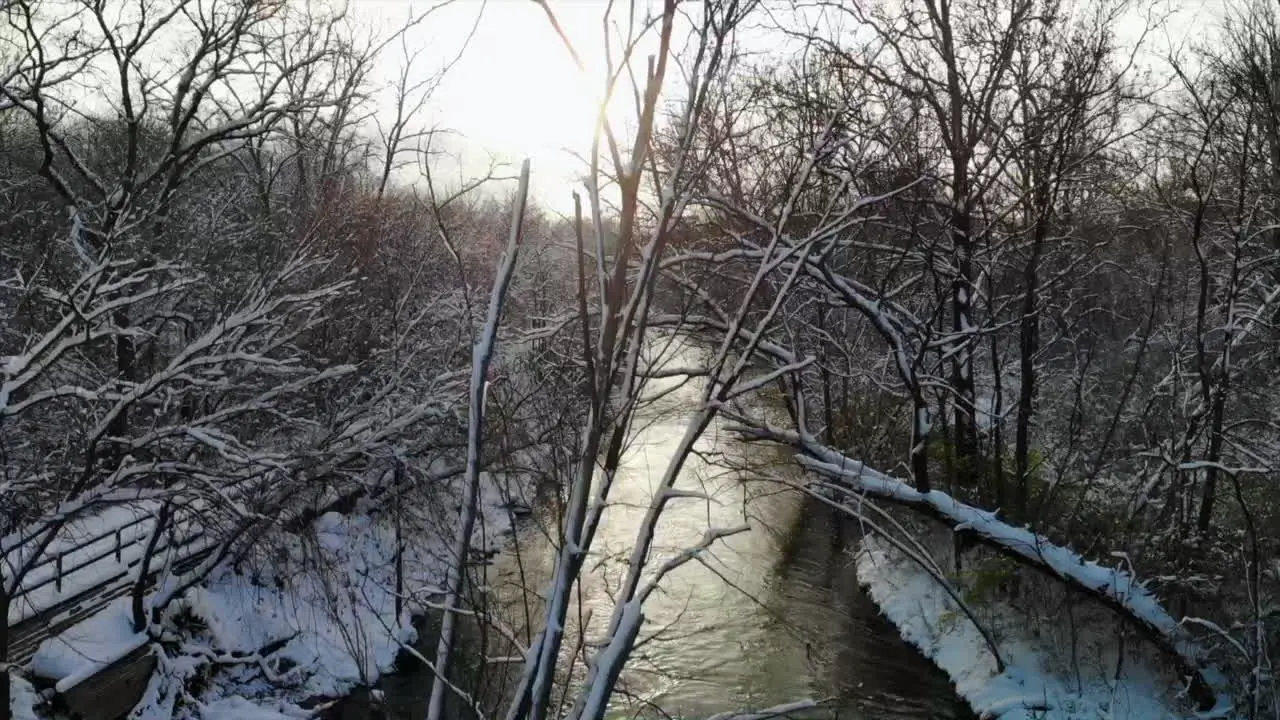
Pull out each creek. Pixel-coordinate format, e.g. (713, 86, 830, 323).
(336, 345, 973, 719)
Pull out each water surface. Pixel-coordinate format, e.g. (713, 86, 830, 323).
(354, 345, 973, 719)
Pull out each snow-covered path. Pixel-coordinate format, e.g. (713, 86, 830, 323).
(6, 501, 219, 667)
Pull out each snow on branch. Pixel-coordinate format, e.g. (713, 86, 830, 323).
(737, 423, 1230, 715)
(427, 158, 531, 720)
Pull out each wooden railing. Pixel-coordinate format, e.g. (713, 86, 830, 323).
(4, 462, 457, 668)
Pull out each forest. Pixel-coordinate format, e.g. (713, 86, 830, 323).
(2, 0, 1280, 719)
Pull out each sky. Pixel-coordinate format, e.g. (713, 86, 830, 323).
(355, 0, 667, 215)
(352, 0, 1228, 216)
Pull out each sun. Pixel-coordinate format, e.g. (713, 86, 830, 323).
(443, 3, 642, 179)
(359, 0, 658, 211)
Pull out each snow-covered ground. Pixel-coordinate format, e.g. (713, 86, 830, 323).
(8, 675, 41, 720)
(856, 535, 1193, 720)
(11, 472, 523, 720)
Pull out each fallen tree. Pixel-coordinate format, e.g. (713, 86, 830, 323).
(735, 423, 1230, 715)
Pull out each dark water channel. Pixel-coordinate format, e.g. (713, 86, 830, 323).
(335, 351, 974, 720)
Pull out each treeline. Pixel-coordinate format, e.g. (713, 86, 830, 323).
(650, 0, 1280, 712)
(6, 0, 1280, 717)
(0, 3, 588, 718)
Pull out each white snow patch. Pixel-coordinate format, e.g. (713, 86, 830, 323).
(7, 673, 41, 720)
(12, 464, 522, 718)
(794, 438, 1224, 706)
(184, 511, 424, 699)
(30, 597, 148, 692)
(857, 536, 1190, 720)
(198, 695, 308, 720)
(172, 470, 520, 710)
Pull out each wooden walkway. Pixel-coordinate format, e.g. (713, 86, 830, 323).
(3, 469, 421, 668)
(6, 505, 217, 667)
(3, 466, 450, 720)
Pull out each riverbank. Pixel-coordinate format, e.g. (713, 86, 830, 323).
(173, 475, 520, 719)
(7, 471, 524, 720)
(856, 534, 1194, 720)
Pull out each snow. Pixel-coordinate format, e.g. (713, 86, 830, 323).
(29, 597, 149, 692)
(169, 470, 519, 709)
(198, 695, 307, 720)
(7, 673, 40, 720)
(183, 511, 424, 699)
(788, 436, 1227, 702)
(8, 456, 520, 718)
(7, 482, 256, 625)
(857, 536, 1191, 720)
(724, 423, 1233, 714)
(3, 503, 154, 574)
(10, 518, 218, 629)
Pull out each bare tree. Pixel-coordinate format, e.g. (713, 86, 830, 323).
(0, 2, 488, 716)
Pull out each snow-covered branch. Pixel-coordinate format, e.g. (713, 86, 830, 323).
(736, 423, 1229, 713)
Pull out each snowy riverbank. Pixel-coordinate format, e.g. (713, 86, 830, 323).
(856, 535, 1196, 720)
(10, 473, 522, 720)
(168, 478, 518, 719)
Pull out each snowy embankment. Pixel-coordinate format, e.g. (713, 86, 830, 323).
(13, 472, 521, 720)
(8, 675, 41, 720)
(738, 423, 1229, 713)
(168, 473, 517, 719)
(857, 536, 1194, 720)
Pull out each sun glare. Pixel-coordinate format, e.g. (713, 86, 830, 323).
(360, 0, 648, 213)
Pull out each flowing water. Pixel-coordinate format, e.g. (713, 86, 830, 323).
(345, 343, 973, 719)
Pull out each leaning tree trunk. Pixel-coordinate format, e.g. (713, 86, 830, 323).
(132, 502, 172, 632)
(426, 161, 530, 720)
(757, 429, 1227, 714)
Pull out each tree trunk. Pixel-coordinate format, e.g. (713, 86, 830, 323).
(132, 502, 172, 632)
(989, 321, 1004, 508)
(428, 161, 529, 720)
(1, 590, 10, 720)
(104, 308, 137, 471)
(910, 389, 932, 494)
(951, 199, 979, 486)
(1015, 229, 1042, 519)
(818, 304, 835, 445)
(394, 463, 405, 619)
(785, 438, 1224, 713)
(1264, 91, 1280, 267)
(1197, 387, 1227, 535)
